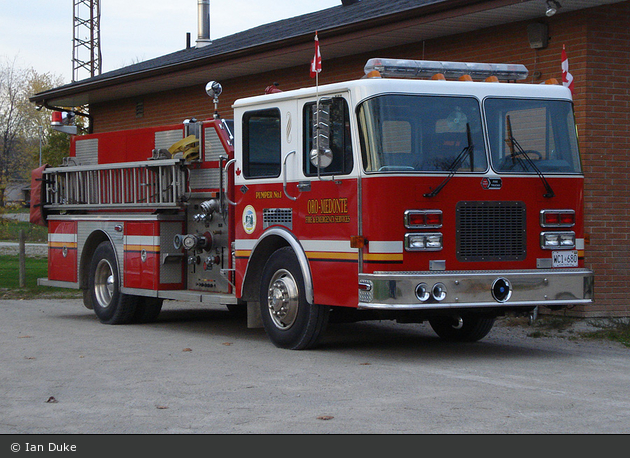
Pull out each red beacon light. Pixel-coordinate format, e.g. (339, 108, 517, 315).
(51, 111, 64, 126)
(50, 111, 78, 135)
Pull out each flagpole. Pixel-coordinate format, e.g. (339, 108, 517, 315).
(316, 69, 321, 176)
(314, 33, 321, 175)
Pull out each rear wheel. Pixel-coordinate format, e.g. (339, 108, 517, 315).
(429, 314, 495, 342)
(82, 288, 93, 310)
(259, 247, 329, 350)
(89, 241, 137, 324)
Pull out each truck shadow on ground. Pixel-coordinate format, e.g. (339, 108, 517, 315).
(62, 305, 563, 361)
(319, 321, 556, 360)
(141, 307, 558, 360)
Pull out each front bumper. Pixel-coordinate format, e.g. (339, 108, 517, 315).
(358, 268, 594, 310)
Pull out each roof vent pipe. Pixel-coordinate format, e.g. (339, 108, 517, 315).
(341, 0, 361, 5)
(197, 0, 211, 47)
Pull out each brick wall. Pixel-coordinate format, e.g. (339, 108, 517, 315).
(90, 2, 630, 316)
(581, 2, 630, 316)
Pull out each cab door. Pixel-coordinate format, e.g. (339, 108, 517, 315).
(293, 94, 359, 307)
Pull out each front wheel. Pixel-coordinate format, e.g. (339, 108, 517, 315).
(89, 241, 138, 324)
(259, 247, 329, 350)
(429, 314, 495, 342)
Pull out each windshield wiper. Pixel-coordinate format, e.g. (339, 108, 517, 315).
(505, 115, 555, 198)
(424, 123, 474, 198)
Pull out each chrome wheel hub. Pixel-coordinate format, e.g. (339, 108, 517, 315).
(267, 269, 299, 329)
(94, 259, 115, 309)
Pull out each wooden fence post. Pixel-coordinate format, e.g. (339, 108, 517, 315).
(19, 229, 25, 287)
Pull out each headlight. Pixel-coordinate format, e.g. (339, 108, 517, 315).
(405, 233, 443, 251)
(540, 231, 576, 250)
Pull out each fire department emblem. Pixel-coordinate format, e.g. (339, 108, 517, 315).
(481, 177, 502, 190)
(242, 205, 257, 234)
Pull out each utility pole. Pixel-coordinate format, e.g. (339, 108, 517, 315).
(72, 0, 102, 82)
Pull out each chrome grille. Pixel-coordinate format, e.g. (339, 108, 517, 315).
(456, 201, 526, 262)
(263, 208, 293, 229)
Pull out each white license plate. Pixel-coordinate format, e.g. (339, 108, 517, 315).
(552, 250, 578, 267)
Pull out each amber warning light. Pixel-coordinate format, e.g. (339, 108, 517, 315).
(350, 236, 366, 249)
(364, 58, 529, 81)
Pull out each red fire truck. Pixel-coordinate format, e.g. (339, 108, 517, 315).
(31, 58, 594, 349)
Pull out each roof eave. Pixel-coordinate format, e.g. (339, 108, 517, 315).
(31, 0, 490, 107)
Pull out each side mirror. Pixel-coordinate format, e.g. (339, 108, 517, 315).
(310, 99, 333, 169)
(205, 81, 223, 118)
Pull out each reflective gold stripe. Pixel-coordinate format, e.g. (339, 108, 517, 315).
(306, 251, 358, 261)
(363, 253, 404, 262)
(124, 244, 160, 252)
(48, 242, 77, 249)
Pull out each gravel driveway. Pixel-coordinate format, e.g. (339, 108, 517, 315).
(0, 298, 628, 435)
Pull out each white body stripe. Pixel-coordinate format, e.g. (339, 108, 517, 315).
(236, 238, 403, 254)
(48, 233, 78, 243)
(236, 238, 356, 253)
(368, 241, 403, 253)
(124, 235, 161, 246)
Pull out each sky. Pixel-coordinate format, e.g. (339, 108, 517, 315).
(0, 0, 341, 83)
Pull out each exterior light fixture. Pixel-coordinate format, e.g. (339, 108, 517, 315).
(546, 0, 562, 17)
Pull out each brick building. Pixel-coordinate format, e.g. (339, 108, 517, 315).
(31, 0, 630, 317)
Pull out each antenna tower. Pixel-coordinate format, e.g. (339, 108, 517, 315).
(72, 0, 102, 82)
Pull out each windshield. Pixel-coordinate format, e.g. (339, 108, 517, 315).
(358, 95, 487, 173)
(485, 98, 582, 174)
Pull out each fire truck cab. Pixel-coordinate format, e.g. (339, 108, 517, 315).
(33, 58, 594, 349)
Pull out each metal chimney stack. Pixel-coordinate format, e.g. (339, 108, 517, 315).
(197, 0, 211, 47)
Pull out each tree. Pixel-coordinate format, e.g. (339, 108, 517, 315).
(0, 57, 27, 179)
(24, 66, 69, 169)
(0, 57, 66, 204)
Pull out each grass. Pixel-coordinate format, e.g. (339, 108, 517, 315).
(0, 218, 48, 242)
(0, 215, 79, 299)
(581, 319, 630, 348)
(0, 254, 81, 300)
(503, 314, 630, 348)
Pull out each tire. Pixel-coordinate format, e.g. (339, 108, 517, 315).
(259, 247, 329, 350)
(429, 314, 495, 342)
(132, 297, 163, 324)
(82, 288, 93, 310)
(88, 241, 138, 324)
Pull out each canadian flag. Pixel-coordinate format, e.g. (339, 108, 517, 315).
(310, 33, 322, 78)
(561, 44, 574, 95)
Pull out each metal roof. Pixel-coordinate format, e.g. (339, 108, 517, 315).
(30, 0, 624, 108)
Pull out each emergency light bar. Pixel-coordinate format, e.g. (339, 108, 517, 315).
(364, 58, 529, 81)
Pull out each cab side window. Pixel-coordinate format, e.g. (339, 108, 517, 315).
(303, 98, 353, 176)
(243, 108, 281, 178)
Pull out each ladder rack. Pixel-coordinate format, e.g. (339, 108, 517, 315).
(43, 159, 188, 210)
